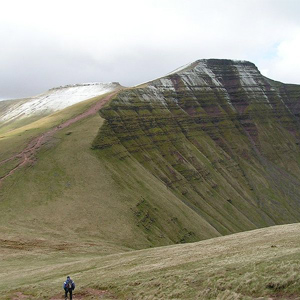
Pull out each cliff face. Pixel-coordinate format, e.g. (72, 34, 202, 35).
(93, 59, 300, 237)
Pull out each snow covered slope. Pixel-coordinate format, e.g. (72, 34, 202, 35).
(0, 82, 122, 124)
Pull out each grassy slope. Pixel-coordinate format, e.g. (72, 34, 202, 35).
(92, 75, 300, 237)
(0, 94, 218, 252)
(1, 77, 300, 299)
(0, 94, 108, 161)
(1, 223, 300, 299)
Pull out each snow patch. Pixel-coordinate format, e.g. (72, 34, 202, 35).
(145, 86, 168, 106)
(234, 64, 273, 107)
(194, 61, 223, 87)
(133, 62, 193, 87)
(1, 82, 120, 122)
(158, 78, 176, 91)
(235, 64, 258, 87)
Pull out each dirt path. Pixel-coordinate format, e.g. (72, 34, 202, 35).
(0, 91, 119, 185)
(50, 288, 116, 299)
(12, 288, 115, 299)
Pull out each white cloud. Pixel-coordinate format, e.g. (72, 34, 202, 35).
(1, 0, 300, 98)
(263, 30, 300, 83)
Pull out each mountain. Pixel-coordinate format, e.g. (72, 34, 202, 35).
(1, 58, 300, 249)
(2, 58, 300, 299)
(0, 82, 122, 132)
(92, 59, 300, 237)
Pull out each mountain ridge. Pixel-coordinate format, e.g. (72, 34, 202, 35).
(1, 58, 300, 249)
(0, 82, 122, 126)
(1, 58, 300, 299)
(92, 58, 300, 238)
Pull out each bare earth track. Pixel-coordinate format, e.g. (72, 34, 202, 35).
(50, 288, 115, 299)
(12, 288, 115, 299)
(0, 91, 119, 185)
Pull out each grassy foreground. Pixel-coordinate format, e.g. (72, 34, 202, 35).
(1, 223, 300, 299)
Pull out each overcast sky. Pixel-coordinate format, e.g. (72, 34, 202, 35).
(1, 0, 300, 99)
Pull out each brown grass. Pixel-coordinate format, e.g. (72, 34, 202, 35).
(1, 223, 300, 299)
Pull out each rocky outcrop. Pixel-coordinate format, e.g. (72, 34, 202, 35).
(93, 59, 300, 237)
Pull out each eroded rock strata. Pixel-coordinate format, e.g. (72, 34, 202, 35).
(93, 59, 300, 237)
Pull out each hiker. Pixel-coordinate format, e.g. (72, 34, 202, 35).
(63, 276, 75, 300)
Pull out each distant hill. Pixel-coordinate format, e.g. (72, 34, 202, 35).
(0, 82, 121, 132)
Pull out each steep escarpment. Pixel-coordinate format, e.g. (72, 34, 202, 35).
(93, 59, 300, 236)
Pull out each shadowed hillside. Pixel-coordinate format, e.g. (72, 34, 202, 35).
(92, 59, 300, 237)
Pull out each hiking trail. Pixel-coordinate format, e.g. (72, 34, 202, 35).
(0, 91, 119, 185)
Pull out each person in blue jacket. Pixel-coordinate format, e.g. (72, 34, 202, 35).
(63, 276, 75, 300)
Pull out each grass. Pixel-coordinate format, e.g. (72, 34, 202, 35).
(2, 68, 300, 299)
(92, 82, 300, 236)
(0, 95, 221, 252)
(0, 93, 111, 161)
(1, 223, 300, 299)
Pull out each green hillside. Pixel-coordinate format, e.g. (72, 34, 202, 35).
(2, 59, 300, 248)
(93, 59, 300, 237)
(2, 223, 300, 299)
(1, 59, 300, 299)
(0, 92, 217, 252)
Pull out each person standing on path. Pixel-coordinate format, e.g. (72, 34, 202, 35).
(63, 276, 75, 300)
